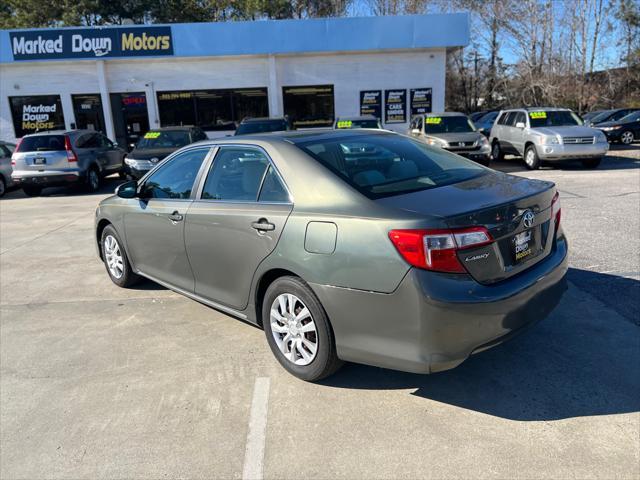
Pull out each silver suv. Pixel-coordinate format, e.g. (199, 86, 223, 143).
(489, 108, 609, 169)
(11, 130, 126, 196)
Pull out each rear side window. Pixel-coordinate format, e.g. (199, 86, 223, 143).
(16, 135, 65, 152)
(201, 147, 269, 201)
(258, 166, 289, 203)
(295, 133, 485, 199)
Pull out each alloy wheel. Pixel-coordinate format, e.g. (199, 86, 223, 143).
(89, 170, 99, 190)
(525, 149, 536, 167)
(621, 131, 634, 145)
(492, 143, 500, 159)
(270, 293, 318, 366)
(104, 235, 124, 279)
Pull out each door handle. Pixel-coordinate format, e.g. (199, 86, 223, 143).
(168, 211, 184, 222)
(251, 219, 275, 231)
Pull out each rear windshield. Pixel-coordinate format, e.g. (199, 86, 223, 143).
(235, 120, 288, 135)
(424, 116, 475, 134)
(295, 133, 486, 199)
(529, 110, 582, 128)
(336, 119, 380, 129)
(16, 135, 66, 152)
(136, 131, 191, 149)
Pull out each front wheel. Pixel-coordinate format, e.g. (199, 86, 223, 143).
(620, 130, 635, 145)
(101, 225, 140, 288)
(263, 276, 343, 382)
(524, 145, 540, 170)
(86, 167, 101, 193)
(491, 141, 504, 161)
(582, 157, 602, 169)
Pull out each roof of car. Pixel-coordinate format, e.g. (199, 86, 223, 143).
(240, 117, 288, 123)
(335, 115, 378, 121)
(421, 112, 467, 117)
(21, 129, 96, 137)
(148, 126, 197, 131)
(209, 127, 393, 145)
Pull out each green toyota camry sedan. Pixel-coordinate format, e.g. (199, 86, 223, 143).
(95, 129, 568, 381)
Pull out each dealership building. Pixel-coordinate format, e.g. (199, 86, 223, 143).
(0, 13, 469, 146)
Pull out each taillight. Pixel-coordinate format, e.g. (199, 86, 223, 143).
(64, 135, 78, 162)
(551, 191, 561, 227)
(11, 138, 22, 165)
(389, 227, 493, 273)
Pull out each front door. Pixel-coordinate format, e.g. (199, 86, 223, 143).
(185, 146, 293, 310)
(123, 147, 212, 291)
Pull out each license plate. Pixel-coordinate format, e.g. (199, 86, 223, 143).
(513, 230, 534, 263)
(33, 157, 46, 165)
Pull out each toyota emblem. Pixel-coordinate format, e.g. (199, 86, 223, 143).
(522, 210, 535, 228)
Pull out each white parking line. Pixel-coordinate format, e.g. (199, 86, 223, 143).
(242, 377, 271, 480)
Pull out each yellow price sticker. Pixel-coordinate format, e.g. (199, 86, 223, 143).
(336, 120, 353, 129)
(144, 132, 161, 139)
(529, 111, 547, 119)
(426, 117, 442, 124)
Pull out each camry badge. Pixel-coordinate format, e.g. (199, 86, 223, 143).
(465, 252, 490, 262)
(522, 210, 535, 228)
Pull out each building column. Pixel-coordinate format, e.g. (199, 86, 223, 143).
(96, 60, 116, 141)
(60, 93, 76, 130)
(267, 55, 282, 116)
(145, 81, 160, 128)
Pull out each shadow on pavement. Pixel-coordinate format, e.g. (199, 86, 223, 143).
(491, 151, 639, 174)
(1, 175, 125, 200)
(322, 268, 640, 421)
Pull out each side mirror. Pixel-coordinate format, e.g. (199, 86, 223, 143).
(116, 180, 138, 199)
(411, 129, 421, 135)
(515, 122, 525, 129)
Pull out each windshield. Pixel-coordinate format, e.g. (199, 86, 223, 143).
(336, 119, 380, 129)
(588, 110, 614, 124)
(136, 131, 191, 149)
(528, 111, 582, 128)
(235, 120, 287, 135)
(295, 133, 486, 199)
(16, 135, 66, 152)
(424, 116, 475, 134)
(477, 111, 499, 124)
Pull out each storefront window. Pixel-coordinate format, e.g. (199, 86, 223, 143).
(9, 95, 65, 138)
(283, 85, 334, 128)
(157, 88, 268, 131)
(72, 94, 105, 132)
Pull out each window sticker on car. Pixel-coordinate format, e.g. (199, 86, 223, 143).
(144, 132, 161, 139)
(529, 111, 547, 119)
(337, 120, 353, 129)
(426, 117, 442, 124)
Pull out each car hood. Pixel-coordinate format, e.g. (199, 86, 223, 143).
(531, 125, 600, 137)
(127, 147, 177, 160)
(429, 132, 482, 143)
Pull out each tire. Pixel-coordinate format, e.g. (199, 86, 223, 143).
(582, 157, 602, 169)
(524, 144, 540, 170)
(620, 130, 634, 145)
(262, 276, 343, 382)
(491, 141, 504, 161)
(22, 185, 42, 197)
(101, 225, 141, 288)
(0, 176, 5, 198)
(86, 167, 101, 193)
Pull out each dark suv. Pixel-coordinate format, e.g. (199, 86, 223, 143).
(124, 126, 207, 179)
(11, 130, 125, 196)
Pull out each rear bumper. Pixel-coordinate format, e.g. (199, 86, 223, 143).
(310, 235, 568, 374)
(537, 142, 609, 160)
(11, 169, 83, 188)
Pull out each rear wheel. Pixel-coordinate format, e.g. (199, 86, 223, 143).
(262, 276, 343, 382)
(101, 225, 140, 288)
(524, 145, 540, 170)
(582, 157, 602, 169)
(22, 186, 42, 197)
(86, 167, 101, 193)
(620, 130, 634, 145)
(491, 141, 504, 161)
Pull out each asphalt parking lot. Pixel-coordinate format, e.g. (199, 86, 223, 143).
(1, 145, 639, 479)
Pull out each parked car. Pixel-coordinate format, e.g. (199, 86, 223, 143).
(124, 126, 207, 179)
(585, 108, 639, 127)
(595, 110, 640, 145)
(235, 117, 291, 136)
(333, 115, 382, 129)
(408, 112, 491, 166)
(581, 110, 605, 123)
(489, 108, 609, 169)
(474, 110, 500, 137)
(95, 129, 567, 381)
(469, 110, 489, 122)
(11, 130, 126, 196)
(0, 141, 16, 197)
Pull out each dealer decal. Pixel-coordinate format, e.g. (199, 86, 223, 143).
(144, 132, 161, 139)
(426, 117, 442, 124)
(529, 111, 547, 119)
(336, 120, 353, 129)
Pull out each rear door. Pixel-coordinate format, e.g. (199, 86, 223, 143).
(184, 145, 293, 310)
(123, 147, 213, 291)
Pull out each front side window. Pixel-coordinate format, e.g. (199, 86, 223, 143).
(423, 116, 475, 134)
(295, 133, 486, 199)
(201, 147, 270, 201)
(141, 148, 210, 199)
(529, 110, 581, 128)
